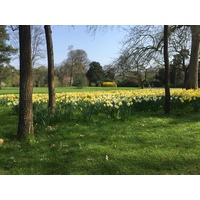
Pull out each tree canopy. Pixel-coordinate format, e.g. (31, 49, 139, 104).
(0, 25, 17, 89)
(0, 25, 17, 65)
(86, 61, 105, 86)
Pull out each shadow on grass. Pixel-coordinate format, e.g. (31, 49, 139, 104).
(1, 106, 200, 175)
(0, 107, 18, 140)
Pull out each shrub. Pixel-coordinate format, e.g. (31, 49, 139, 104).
(102, 82, 117, 87)
(73, 74, 88, 88)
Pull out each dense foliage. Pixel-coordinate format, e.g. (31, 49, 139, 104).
(0, 26, 17, 89)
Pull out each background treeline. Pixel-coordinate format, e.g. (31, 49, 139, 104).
(2, 60, 199, 88)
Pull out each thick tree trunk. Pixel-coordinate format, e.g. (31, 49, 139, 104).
(44, 25, 56, 113)
(186, 26, 200, 89)
(164, 25, 170, 114)
(17, 25, 34, 141)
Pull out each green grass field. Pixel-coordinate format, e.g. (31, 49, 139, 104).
(0, 86, 138, 94)
(1, 86, 200, 175)
(1, 103, 200, 175)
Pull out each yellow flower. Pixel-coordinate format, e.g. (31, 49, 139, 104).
(179, 97, 184, 103)
(114, 105, 119, 109)
(118, 101, 122, 106)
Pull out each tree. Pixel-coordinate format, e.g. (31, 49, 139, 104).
(164, 25, 170, 114)
(186, 25, 200, 89)
(17, 25, 34, 141)
(54, 62, 69, 86)
(86, 61, 105, 86)
(57, 46, 90, 86)
(113, 26, 166, 88)
(104, 65, 116, 81)
(9, 25, 46, 68)
(31, 26, 46, 67)
(117, 25, 197, 88)
(119, 25, 164, 66)
(44, 25, 56, 113)
(114, 52, 152, 88)
(0, 25, 17, 89)
(169, 26, 191, 87)
(170, 51, 189, 87)
(73, 74, 88, 88)
(154, 68, 165, 87)
(66, 47, 90, 86)
(0, 65, 19, 87)
(33, 65, 47, 87)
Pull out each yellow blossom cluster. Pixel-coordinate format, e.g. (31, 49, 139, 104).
(1, 88, 200, 108)
(102, 82, 117, 87)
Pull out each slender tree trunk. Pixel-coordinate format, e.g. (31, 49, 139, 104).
(164, 25, 170, 114)
(182, 56, 187, 87)
(186, 25, 200, 89)
(183, 68, 189, 88)
(44, 25, 56, 113)
(17, 25, 34, 141)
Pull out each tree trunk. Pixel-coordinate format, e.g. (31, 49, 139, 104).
(44, 25, 56, 113)
(186, 26, 200, 89)
(183, 68, 189, 88)
(164, 25, 170, 114)
(17, 25, 34, 141)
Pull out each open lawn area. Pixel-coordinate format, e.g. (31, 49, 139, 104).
(1, 104, 200, 175)
(0, 86, 139, 94)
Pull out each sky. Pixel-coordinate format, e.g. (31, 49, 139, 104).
(5, 0, 197, 69)
(10, 25, 128, 68)
(51, 25, 127, 67)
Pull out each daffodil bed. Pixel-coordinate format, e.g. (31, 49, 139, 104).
(1, 88, 200, 123)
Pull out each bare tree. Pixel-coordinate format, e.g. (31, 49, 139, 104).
(118, 25, 200, 89)
(9, 25, 46, 68)
(113, 26, 164, 87)
(17, 25, 34, 141)
(170, 26, 191, 87)
(114, 40, 157, 88)
(31, 26, 46, 67)
(65, 46, 90, 86)
(88, 25, 200, 89)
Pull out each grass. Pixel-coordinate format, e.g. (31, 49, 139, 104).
(0, 86, 139, 94)
(1, 105, 200, 175)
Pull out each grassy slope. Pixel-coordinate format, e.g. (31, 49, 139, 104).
(1, 105, 200, 175)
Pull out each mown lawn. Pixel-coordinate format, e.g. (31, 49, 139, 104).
(0, 86, 139, 94)
(1, 105, 200, 175)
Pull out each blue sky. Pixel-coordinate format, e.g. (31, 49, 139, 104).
(10, 25, 127, 68)
(51, 25, 127, 67)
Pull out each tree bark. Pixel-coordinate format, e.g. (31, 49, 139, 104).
(186, 25, 200, 89)
(44, 25, 56, 113)
(164, 25, 170, 114)
(17, 25, 34, 141)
